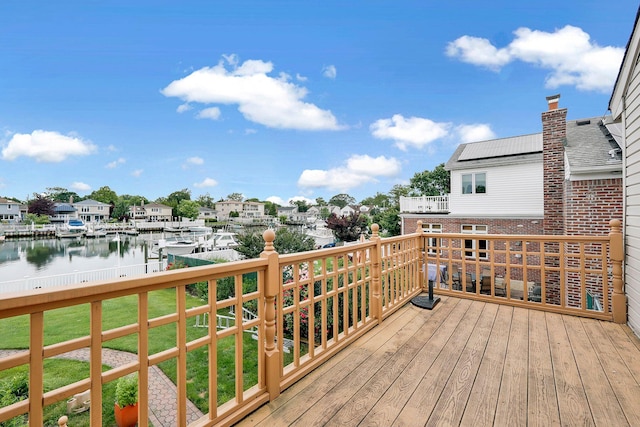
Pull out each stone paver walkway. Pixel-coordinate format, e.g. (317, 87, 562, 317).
(0, 348, 204, 426)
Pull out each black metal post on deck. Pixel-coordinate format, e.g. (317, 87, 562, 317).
(411, 248, 440, 310)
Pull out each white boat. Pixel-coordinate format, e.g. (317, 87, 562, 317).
(85, 224, 107, 238)
(56, 219, 87, 238)
(157, 238, 198, 255)
(205, 231, 239, 250)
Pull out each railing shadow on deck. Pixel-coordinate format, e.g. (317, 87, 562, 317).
(0, 221, 625, 426)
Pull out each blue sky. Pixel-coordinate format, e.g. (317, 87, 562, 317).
(0, 1, 637, 206)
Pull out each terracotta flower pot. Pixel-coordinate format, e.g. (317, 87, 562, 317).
(114, 402, 138, 427)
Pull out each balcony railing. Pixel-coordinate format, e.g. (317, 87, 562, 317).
(399, 195, 449, 213)
(0, 221, 625, 426)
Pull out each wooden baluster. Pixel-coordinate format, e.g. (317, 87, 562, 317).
(261, 229, 280, 399)
(370, 224, 382, 323)
(610, 219, 626, 323)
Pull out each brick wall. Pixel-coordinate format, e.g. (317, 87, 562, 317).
(403, 216, 544, 235)
(542, 107, 567, 236)
(564, 178, 623, 235)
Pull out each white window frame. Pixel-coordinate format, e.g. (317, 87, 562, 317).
(422, 223, 442, 254)
(462, 224, 488, 259)
(461, 172, 487, 195)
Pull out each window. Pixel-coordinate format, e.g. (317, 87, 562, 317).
(462, 224, 488, 258)
(461, 173, 487, 194)
(422, 223, 442, 254)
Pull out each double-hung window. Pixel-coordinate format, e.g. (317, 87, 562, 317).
(422, 223, 442, 254)
(462, 224, 488, 259)
(461, 172, 487, 194)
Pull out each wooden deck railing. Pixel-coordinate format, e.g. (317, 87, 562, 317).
(0, 221, 625, 426)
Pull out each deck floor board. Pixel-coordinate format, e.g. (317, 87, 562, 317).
(236, 296, 640, 427)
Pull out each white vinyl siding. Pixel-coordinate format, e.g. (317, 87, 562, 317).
(624, 53, 640, 335)
(449, 162, 543, 217)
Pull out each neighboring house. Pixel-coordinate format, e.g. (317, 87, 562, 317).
(73, 199, 111, 223)
(51, 203, 79, 223)
(197, 206, 217, 221)
(277, 206, 299, 220)
(215, 200, 266, 220)
(609, 6, 640, 336)
(128, 202, 173, 222)
(0, 198, 24, 222)
(340, 205, 356, 216)
(401, 95, 623, 244)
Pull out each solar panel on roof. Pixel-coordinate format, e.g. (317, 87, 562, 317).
(458, 133, 542, 161)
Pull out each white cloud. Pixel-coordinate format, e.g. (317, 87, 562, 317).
(196, 107, 221, 120)
(194, 177, 218, 188)
(1, 130, 97, 162)
(370, 114, 451, 150)
(177, 103, 192, 113)
(322, 65, 337, 79)
(266, 196, 286, 206)
(245, 129, 257, 135)
(70, 182, 91, 192)
(131, 169, 143, 177)
(298, 154, 401, 192)
(446, 25, 624, 92)
(296, 73, 308, 82)
(456, 124, 496, 143)
(106, 157, 126, 169)
(186, 156, 204, 165)
(162, 56, 342, 130)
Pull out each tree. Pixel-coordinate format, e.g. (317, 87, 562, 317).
(328, 193, 355, 209)
(236, 228, 316, 259)
(372, 206, 401, 237)
(89, 186, 118, 205)
(23, 213, 51, 225)
(28, 194, 55, 216)
(326, 212, 368, 242)
(409, 163, 450, 196)
(226, 192, 244, 201)
(360, 192, 391, 208)
(46, 187, 80, 203)
(291, 200, 310, 213)
(315, 197, 327, 206)
(319, 207, 331, 220)
(196, 193, 215, 208)
(263, 201, 279, 217)
(176, 200, 200, 220)
(388, 184, 411, 208)
(157, 189, 191, 216)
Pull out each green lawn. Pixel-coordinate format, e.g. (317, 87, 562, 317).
(0, 287, 283, 424)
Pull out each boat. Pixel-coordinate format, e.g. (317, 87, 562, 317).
(85, 224, 107, 238)
(56, 219, 87, 238)
(156, 238, 198, 255)
(205, 231, 239, 250)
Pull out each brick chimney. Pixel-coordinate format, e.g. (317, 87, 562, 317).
(542, 94, 566, 235)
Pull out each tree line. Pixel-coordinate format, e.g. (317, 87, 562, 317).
(8, 164, 450, 236)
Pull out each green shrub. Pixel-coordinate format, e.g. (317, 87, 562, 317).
(115, 373, 138, 408)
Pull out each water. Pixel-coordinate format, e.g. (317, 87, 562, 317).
(0, 234, 156, 284)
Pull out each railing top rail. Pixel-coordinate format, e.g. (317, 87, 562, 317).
(0, 257, 268, 316)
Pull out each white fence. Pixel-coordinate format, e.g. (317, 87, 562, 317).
(0, 261, 168, 294)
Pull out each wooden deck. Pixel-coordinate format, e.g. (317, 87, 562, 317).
(237, 296, 640, 427)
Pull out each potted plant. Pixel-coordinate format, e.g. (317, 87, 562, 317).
(114, 373, 138, 427)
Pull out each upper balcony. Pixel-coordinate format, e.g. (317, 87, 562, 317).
(400, 195, 449, 213)
(0, 221, 636, 427)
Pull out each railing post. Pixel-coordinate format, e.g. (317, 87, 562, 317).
(610, 219, 626, 323)
(370, 224, 383, 323)
(416, 221, 426, 292)
(261, 229, 281, 400)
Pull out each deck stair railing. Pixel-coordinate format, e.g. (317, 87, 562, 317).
(0, 221, 625, 426)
